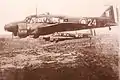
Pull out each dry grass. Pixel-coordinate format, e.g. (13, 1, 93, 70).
(0, 34, 119, 80)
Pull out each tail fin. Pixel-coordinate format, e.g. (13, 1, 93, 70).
(101, 6, 115, 23)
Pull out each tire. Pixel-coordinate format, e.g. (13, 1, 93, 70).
(33, 34, 39, 38)
(43, 36, 50, 41)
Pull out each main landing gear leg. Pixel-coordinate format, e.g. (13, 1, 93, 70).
(109, 26, 111, 31)
(12, 33, 14, 39)
(90, 29, 96, 36)
(89, 29, 93, 47)
(89, 29, 96, 45)
(93, 29, 96, 36)
(90, 29, 93, 36)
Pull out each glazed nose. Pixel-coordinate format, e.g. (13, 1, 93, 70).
(4, 24, 8, 31)
(4, 24, 12, 31)
(4, 24, 7, 30)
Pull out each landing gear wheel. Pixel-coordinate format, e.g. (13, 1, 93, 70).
(33, 34, 39, 38)
(43, 36, 50, 41)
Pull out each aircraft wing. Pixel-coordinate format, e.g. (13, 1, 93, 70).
(36, 22, 108, 36)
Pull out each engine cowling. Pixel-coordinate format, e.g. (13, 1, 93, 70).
(17, 29, 28, 38)
(17, 23, 28, 38)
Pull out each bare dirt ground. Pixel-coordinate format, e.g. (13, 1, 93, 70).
(0, 32, 119, 80)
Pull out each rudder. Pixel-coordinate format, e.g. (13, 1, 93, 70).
(101, 6, 115, 23)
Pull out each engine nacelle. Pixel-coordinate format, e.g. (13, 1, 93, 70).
(17, 29, 28, 38)
(17, 23, 28, 38)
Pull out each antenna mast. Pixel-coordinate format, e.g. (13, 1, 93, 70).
(36, 4, 38, 16)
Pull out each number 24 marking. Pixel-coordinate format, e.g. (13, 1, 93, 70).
(88, 19, 96, 26)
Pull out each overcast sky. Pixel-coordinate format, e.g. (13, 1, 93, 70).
(0, 0, 119, 34)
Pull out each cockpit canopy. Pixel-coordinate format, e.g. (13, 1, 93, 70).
(24, 14, 68, 24)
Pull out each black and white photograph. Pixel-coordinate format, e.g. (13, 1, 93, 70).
(0, 0, 119, 80)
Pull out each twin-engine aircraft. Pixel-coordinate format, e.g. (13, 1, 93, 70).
(4, 6, 118, 38)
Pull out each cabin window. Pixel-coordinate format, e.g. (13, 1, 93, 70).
(64, 19, 68, 22)
(51, 17, 60, 23)
(25, 17, 31, 23)
(30, 17, 37, 23)
(36, 17, 61, 23)
(37, 17, 47, 23)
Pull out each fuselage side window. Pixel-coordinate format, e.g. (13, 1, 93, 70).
(30, 17, 37, 23)
(51, 17, 60, 23)
(37, 17, 47, 23)
(36, 17, 61, 23)
(25, 17, 31, 23)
